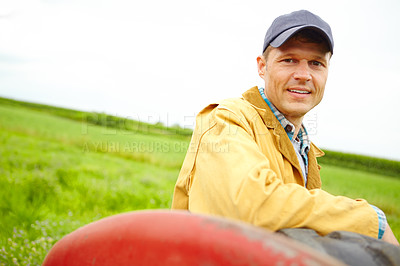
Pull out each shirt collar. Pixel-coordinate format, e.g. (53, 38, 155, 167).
(258, 87, 310, 155)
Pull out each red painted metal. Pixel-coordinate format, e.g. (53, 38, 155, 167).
(42, 210, 343, 265)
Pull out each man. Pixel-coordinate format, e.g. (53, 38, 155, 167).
(172, 10, 399, 246)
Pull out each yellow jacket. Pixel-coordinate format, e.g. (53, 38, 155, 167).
(172, 86, 379, 238)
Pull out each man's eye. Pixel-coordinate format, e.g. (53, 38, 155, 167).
(311, 61, 323, 67)
(283, 59, 295, 63)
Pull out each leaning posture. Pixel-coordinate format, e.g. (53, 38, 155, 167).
(172, 10, 399, 246)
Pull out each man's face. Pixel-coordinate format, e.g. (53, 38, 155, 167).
(258, 37, 330, 124)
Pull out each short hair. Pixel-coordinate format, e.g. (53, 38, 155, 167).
(262, 28, 331, 62)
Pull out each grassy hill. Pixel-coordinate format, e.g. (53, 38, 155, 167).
(0, 97, 399, 264)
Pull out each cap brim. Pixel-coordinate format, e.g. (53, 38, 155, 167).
(270, 25, 333, 53)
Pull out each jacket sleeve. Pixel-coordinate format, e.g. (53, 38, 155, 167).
(186, 105, 379, 238)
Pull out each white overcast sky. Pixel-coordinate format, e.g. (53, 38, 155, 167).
(0, 0, 399, 160)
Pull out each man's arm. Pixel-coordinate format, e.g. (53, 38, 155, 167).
(382, 223, 400, 246)
(371, 205, 399, 245)
(183, 106, 380, 238)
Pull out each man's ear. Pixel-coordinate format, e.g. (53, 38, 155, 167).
(256, 55, 266, 80)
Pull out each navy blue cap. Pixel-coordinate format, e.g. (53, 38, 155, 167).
(262, 10, 334, 54)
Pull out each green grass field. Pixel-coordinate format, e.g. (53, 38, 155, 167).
(0, 100, 399, 265)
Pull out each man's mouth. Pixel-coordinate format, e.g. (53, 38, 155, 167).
(288, 89, 310, 94)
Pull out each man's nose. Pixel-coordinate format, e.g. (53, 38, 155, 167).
(293, 61, 311, 81)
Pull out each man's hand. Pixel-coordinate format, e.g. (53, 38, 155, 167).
(382, 223, 399, 246)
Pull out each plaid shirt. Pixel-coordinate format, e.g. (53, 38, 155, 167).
(371, 205, 387, 239)
(258, 87, 387, 239)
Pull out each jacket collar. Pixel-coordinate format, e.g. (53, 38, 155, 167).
(242, 86, 283, 130)
(242, 86, 288, 134)
(242, 86, 324, 188)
